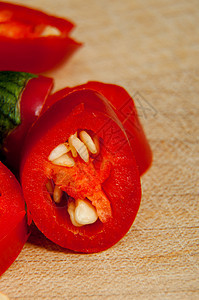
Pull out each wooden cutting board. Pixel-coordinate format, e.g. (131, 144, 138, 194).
(0, 0, 198, 299)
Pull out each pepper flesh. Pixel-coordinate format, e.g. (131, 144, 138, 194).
(21, 89, 141, 253)
(0, 162, 29, 276)
(44, 82, 152, 175)
(0, 2, 81, 73)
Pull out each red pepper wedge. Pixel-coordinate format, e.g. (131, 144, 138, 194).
(21, 89, 141, 253)
(0, 71, 53, 171)
(44, 82, 152, 175)
(0, 161, 29, 276)
(0, 2, 81, 73)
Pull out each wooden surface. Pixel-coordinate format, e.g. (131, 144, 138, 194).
(0, 0, 199, 299)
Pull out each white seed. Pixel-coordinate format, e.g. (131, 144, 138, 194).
(53, 185, 63, 203)
(75, 199, 98, 225)
(48, 143, 70, 161)
(67, 201, 83, 227)
(41, 25, 61, 36)
(79, 131, 97, 154)
(69, 133, 89, 163)
(46, 179, 54, 194)
(68, 134, 78, 158)
(52, 153, 75, 167)
(93, 135, 100, 154)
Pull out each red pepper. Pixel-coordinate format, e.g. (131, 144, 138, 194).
(21, 89, 141, 253)
(0, 2, 81, 73)
(45, 82, 152, 175)
(0, 71, 53, 171)
(0, 161, 29, 276)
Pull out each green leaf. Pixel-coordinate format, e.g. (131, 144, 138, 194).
(0, 71, 37, 146)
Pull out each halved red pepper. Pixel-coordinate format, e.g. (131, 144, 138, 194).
(0, 161, 29, 276)
(0, 71, 53, 171)
(21, 89, 141, 253)
(44, 82, 152, 175)
(0, 2, 81, 73)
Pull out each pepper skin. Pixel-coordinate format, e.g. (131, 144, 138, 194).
(0, 161, 29, 276)
(0, 2, 81, 73)
(0, 71, 53, 171)
(21, 89, 141, 253)
(44, 82, 152, 175)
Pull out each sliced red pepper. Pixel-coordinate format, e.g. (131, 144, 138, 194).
(0, 2, 81, 73)
(21, 89, 141, 253)
(45, 82, 152, 175)
(0, 161, 29, 276)
(0, 71, 53, 171)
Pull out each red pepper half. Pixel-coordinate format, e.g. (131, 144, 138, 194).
(21, 89, 141, 253)
(0, 2, 81, 73)
(45, 82, 152, 175)
(0, 71, 53, 171)
(0, 161, 29, 276)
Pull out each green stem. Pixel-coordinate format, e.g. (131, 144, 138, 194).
(0, 71, 37, 146)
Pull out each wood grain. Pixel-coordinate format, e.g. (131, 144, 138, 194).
(0, 0, 198, 299)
